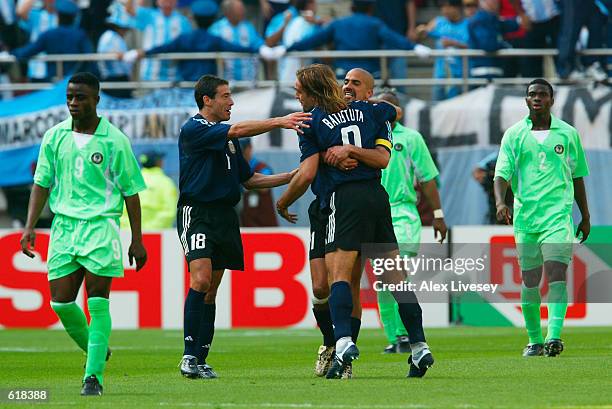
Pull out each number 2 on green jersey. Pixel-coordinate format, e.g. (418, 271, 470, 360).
(538, 151, 546, 171)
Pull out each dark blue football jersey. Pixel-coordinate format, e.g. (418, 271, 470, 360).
(299, 100, 396, 208)
(178, 114, 254, 206)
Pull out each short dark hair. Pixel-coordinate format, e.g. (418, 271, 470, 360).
(376, 91, 400, 107)
(351, 1, 375, 14)
(194, 75, 229, 109)
(445, 0, 463, 7)
(526, 78, 553, 98)
(68, 72, 100, 94)
(58, 13, 76, 26)
(194, 15, 216, 29)
(294, 0, 313, 11)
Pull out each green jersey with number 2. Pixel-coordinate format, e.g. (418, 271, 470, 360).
(495, 114, 589, 233)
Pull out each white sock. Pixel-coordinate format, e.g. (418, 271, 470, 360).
(335, 336, 354, 360)
(410, 342, 430, 364)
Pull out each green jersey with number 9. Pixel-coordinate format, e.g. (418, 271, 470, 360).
(34, 117, 146, 219)
(494, 114, 589, 233)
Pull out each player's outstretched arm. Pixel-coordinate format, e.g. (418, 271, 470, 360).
(420, 179, 448, 243)
(573, 177, 590, 243)
(493, 176, 512, 225)
(20, 184, 49, 258)
(243, 169, 297, 190)
(276, 154, 319, 223)
(227, 112, 312, 139)
(124, 194, 147, 271)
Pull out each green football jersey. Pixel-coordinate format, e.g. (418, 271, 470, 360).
(381, 123, 439, 205)
(34, 117, 146, 220)
(495, 114, 589, 233)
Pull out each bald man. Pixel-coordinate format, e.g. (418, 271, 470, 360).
(342, 69, 447, 362)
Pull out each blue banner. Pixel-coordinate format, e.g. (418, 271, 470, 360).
(0, 81, 196, 186)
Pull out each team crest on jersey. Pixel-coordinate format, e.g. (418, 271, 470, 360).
(554, 144, 564, 154)
(91, 152, 103, 164)
(227, 140, 236, 154)
(394, 143, 403, 151)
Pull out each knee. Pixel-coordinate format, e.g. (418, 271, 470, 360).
(522, 276, 540, 288)
(190, 273, 211, 293)
(204, 289, 217, 303)
(522, 270, 541, 288)
(312, 284, 329, 301)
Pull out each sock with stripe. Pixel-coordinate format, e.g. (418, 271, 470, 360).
(328, 281, 353, 341)
(393, 291, 426, 343)
(183, 288, 205, 357)
(521, 285, 544, 344)
(50, 301, 89, 352)
(546, 281, 568, 341)
(84, 297, 111, 385)
(197, 303, 216, 365)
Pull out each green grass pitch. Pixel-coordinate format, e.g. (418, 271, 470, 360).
(1, 327, 611, 409)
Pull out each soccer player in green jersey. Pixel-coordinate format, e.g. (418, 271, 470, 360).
(341, 68, 447, 353)
(375, 90, 447, 353)
(20, 72, 148, 395)
(494, 78, 590, 357)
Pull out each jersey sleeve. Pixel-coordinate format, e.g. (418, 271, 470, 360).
(33, 130, 55, 188)
(569, 129, 589, 178)
(372, 102, 397, 124)
(236, 144, 255, 183)
(374, 121, 393, 152)
(427, 17, 443, 39)
(182, 119, 230, 153)
(494, 130, 516, 182)
(298, 126, 320, 162)
(265, 12, 285, 38)
(411, 133, 439, 182)
(248, 23, 264, 48)
(112, 136, 147, 197)
(134, 7, 153, 30)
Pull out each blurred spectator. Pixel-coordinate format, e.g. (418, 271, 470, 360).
(463, 0, 478, 17)
(265, 0, 324, 82)
(375, 0, 417, 83)
(499, 0, 525, 78)
(239, 139, 278, 226)
(124, 0, 266, 81)
(12, 0, 94, 81)
(16, 0, 59, 82)
(125, 0, 192, 81)
(120, 150, 178, 229)
(416, 0, 468, 100)
(209, 0, 264, 82)
(287, 0, 430, 78)
(508, 0, 558, 78)
(557, 0, 608, 81)
(80, 0, 113, 46)
(467, 0, 519, 81)
(1, 0, 18, 49)
(473, 152, 513, 224)
(260, 0, 291, 27)
(98, 2, 134, 98)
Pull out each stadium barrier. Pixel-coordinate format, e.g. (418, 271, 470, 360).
(0, 227, 610, 330)
(2, 48, 612, 92)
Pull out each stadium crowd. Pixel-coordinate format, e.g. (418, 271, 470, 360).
(0, 0, 611, 100)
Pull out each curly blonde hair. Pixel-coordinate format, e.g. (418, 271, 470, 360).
(296, 64, 347, 114)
